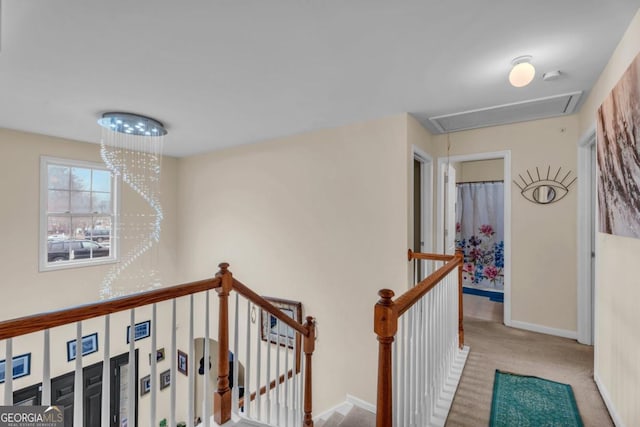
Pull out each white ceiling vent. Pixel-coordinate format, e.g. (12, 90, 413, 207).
(427, 91, 582, 133)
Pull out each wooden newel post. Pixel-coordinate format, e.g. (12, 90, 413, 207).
(303, 316, 316, 427)
(455, 249, 464, 349)
(214, 262, 233, 425)
(374, 289, 397, 427)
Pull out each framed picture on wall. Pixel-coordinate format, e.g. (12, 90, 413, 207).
(160, 369, 171, 390)
(149, 348, 165, 365)
(177, 350, 188, 376)
(260, 297, 302, 349)
(126, 320, 151, 343)
(0, 354, 31, 383)
(67, 333, 99, 361)
(140, 375, 151, 396)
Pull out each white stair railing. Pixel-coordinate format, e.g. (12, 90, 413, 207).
(375, 250, 469, 427)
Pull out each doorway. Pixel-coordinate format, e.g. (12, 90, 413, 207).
(437, 151, 512, 326)
(412, 147, 433, 283)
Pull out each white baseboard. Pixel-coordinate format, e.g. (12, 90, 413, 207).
(346, 394, 376, 413)
(594, 373, 625, 427)
(509, 320, 577, 340)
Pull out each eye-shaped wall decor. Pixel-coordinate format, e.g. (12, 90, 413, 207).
(513, 166, 576, 205)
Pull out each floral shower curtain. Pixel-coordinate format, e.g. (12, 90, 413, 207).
(455, 182, 504, 291)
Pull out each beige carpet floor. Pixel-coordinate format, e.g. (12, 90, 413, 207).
(446, 306, 612, 426)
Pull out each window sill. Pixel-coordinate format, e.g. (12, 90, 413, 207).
(39, 257, 118, 273)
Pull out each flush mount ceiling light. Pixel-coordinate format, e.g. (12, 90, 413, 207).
(98, 112, 167, 136)
(509, 55, 535, 88)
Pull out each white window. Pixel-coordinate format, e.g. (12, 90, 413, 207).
(40, 157, 118, 271)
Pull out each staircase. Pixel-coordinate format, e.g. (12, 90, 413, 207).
(316, 405, 375, 427)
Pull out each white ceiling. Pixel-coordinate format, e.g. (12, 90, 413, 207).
(0, 1, 638, 157)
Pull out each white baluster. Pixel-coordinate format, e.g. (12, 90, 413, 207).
(74, 322, 83, 427)
(101, 316, 110, 427)
(42, 330, 51, 406)
(203, 291, 210, 427)
(188, 295, 195, 427)
(171, 299, 177, 427)
(151, 304, 157, 427)
(244, 300, 251, 418)
(284, 330, 289, 427)
(4, 338, 12, 405)
(275, 325, 281, 425)
(128, 310, 136, 427)
(255, 309, 262, 421)
(232, 293, 239, 413)
(292, 333, 298, 426)
(401, 313, 407, 427)
(266, 314, 272, 424)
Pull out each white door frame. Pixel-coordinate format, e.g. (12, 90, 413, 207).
(412, 146, 433, 282)
(436, 150, 512, 326)
(577, 124, 596, 345)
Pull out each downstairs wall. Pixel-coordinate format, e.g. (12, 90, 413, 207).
(578, 9, 640, 426)
(177, 114, 410, 413)
(432, 115, 580, 335)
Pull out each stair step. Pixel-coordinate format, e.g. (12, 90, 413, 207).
(338, 405, 375, 427)
(322, 411, 346, 427)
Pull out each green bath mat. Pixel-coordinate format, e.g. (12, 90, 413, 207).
(489, 370, 584, 427)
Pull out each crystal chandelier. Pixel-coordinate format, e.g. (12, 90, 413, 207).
(97, 112, 167, 298)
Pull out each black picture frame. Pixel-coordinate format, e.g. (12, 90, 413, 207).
(67, 333, 99, 361)
(177, 350, 188, 376)
(140, 375, 151, 396)
(126, 320, 151, 343)
(160, 369, 171, 390)
(0, 353, 31, 384)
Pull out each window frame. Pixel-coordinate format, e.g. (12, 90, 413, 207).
(39, 156, 119, 271)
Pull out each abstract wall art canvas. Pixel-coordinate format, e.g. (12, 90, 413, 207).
(596, 52, 640, 239)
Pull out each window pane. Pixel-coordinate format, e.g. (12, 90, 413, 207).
(70, 191, 91, 212)
(92, 170, 111, 192)
(47, 216, 71, 241)
(71, 167, 91, 191)
(48, 165, 70, 190)
(84, 216, 112, 249)
(71, 216, 93, 240)
(48, 190, 69, 213)
(92, 192, 112, 214)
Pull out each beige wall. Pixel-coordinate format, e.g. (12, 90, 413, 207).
(457, 159, 504, 183)
(432, 115, 579, 333)
(177, 115, 410, 411)
(578, 9, 640, 426)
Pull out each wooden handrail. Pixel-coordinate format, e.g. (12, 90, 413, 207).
(232, 278, 309, 337)
(407, 248, 455, 262)
(0, 277, 222, 340)
(395, 254, 462, 316)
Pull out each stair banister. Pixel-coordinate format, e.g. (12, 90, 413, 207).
(214, 263, 233, 424)
(0, 261, 317, 427)
(374, 250, 464, 427)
